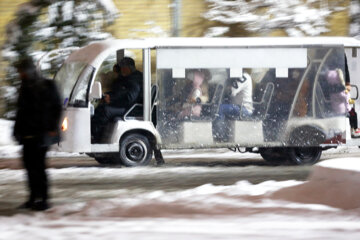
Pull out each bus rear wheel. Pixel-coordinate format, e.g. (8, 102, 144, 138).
(89, 153, 119, 165)
(287, 147, 322, 165)
(259, 148, 288, 165)
(119, 133, 153, 167)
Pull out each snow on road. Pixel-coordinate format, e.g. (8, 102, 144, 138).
(0, 158, 359, 239)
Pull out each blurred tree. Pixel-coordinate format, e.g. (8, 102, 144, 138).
(1, 0, 118, 118)
(203, 0, 347, 37)
(350, 0, 360, 38)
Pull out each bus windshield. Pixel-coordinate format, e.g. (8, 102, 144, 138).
(54, 61, 88, 106)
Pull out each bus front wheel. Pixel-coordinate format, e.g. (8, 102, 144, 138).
(287, 147, 322, 165)
(119, 133, 153, 167)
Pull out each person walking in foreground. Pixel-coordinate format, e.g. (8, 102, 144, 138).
(13, 57, 62, 211)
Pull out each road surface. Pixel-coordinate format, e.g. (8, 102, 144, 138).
(0, 148, 358, 216)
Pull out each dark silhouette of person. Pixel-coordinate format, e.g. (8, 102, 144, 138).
(91, 57, 143, 142)
(13, 57, 62, 211)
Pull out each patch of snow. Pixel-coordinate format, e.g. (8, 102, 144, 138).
(203, 0, 344, 37)
(0, 146, 21, 159)
(62, 1, 74, 22)
(350, 0, 360, 38)
(130, 24, 169, 37)
(0, 119, 15, 146)
(317, 158, 360, 171)
(204, 27, 229, 37)
(35, 27, 56, 39)
(97, 0, 119, 16)
(1, 86, 17, 101)
(1, 163, 360, 239)
(48, 2, 61, 25)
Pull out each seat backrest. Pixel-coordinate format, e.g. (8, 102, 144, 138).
(250, 82, 274, 120)
(123, 84, 158, 120)
(151, 84, 159, 112)
(211, 84, 224, 104)
(207, 84, 225, 119)
(259, 82, 274, 118)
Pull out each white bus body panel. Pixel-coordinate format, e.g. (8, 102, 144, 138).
(180, 121, 214, 145)
(284, 116, 346, 142)
(231, 121, 264, 145)
(109, 120, 161, 146)
(87, 120, 160, 153)
(58, 107, 91, 152)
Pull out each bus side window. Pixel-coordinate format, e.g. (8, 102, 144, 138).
(178, 69, 211, 120)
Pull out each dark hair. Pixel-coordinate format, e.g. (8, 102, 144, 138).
(15, 57, 38, 80)
(119, 57, 136, 72)
(15, 57, 36, 71)
(113, 63, 120, 73)
(119, 57, 135, 67)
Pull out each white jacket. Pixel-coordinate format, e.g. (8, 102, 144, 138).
(230, 72, 253, 113)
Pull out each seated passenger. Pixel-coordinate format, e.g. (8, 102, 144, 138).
(91, 57, 143, 142)
(178, 69, 210, 119)
(158, 69, 210, 144)
(212, 72, 253, 142)
(218, 72, 253, 120)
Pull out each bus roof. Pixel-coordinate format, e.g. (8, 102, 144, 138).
(151, 37, 360, 48)
(66, 37, 360, 67)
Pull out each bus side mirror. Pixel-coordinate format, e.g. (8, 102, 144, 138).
(90, 81, 102, 99)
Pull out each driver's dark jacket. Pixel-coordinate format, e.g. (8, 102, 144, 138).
(108, 70, 143, 109)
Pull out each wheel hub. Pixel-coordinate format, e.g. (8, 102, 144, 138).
(126, 142, 146, 162)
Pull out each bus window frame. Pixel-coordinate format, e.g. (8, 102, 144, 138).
(68, 64, 95, 108)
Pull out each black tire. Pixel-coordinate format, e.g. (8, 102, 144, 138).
(287, 147, 322, 165)
(95, 157, 118, 165)
(91, 153, 119, 165)
(259, 148, 288, 165)
(288, 126, 326, 146)
(119, 133, 153, 167)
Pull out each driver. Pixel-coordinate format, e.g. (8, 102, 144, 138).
(91, 57, 143, 142)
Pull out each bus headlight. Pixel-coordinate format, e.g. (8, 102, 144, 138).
(61, 117, 68, 132)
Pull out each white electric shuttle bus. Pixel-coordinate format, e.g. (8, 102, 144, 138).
(53, 37, 360, 166)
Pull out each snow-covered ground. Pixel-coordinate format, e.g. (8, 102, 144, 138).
(1, 119, 360, 239)
(1, 159, 360, 239)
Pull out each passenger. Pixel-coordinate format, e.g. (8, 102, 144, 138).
(91, 57, 143, 142)
(217, 72, 253, 120)
(326, 68, 347, 115)
(212, 72, 253, 142)
(343, 55, 360, 138)
(178, 69, 210, 119)
(159, 69, 210, 144)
